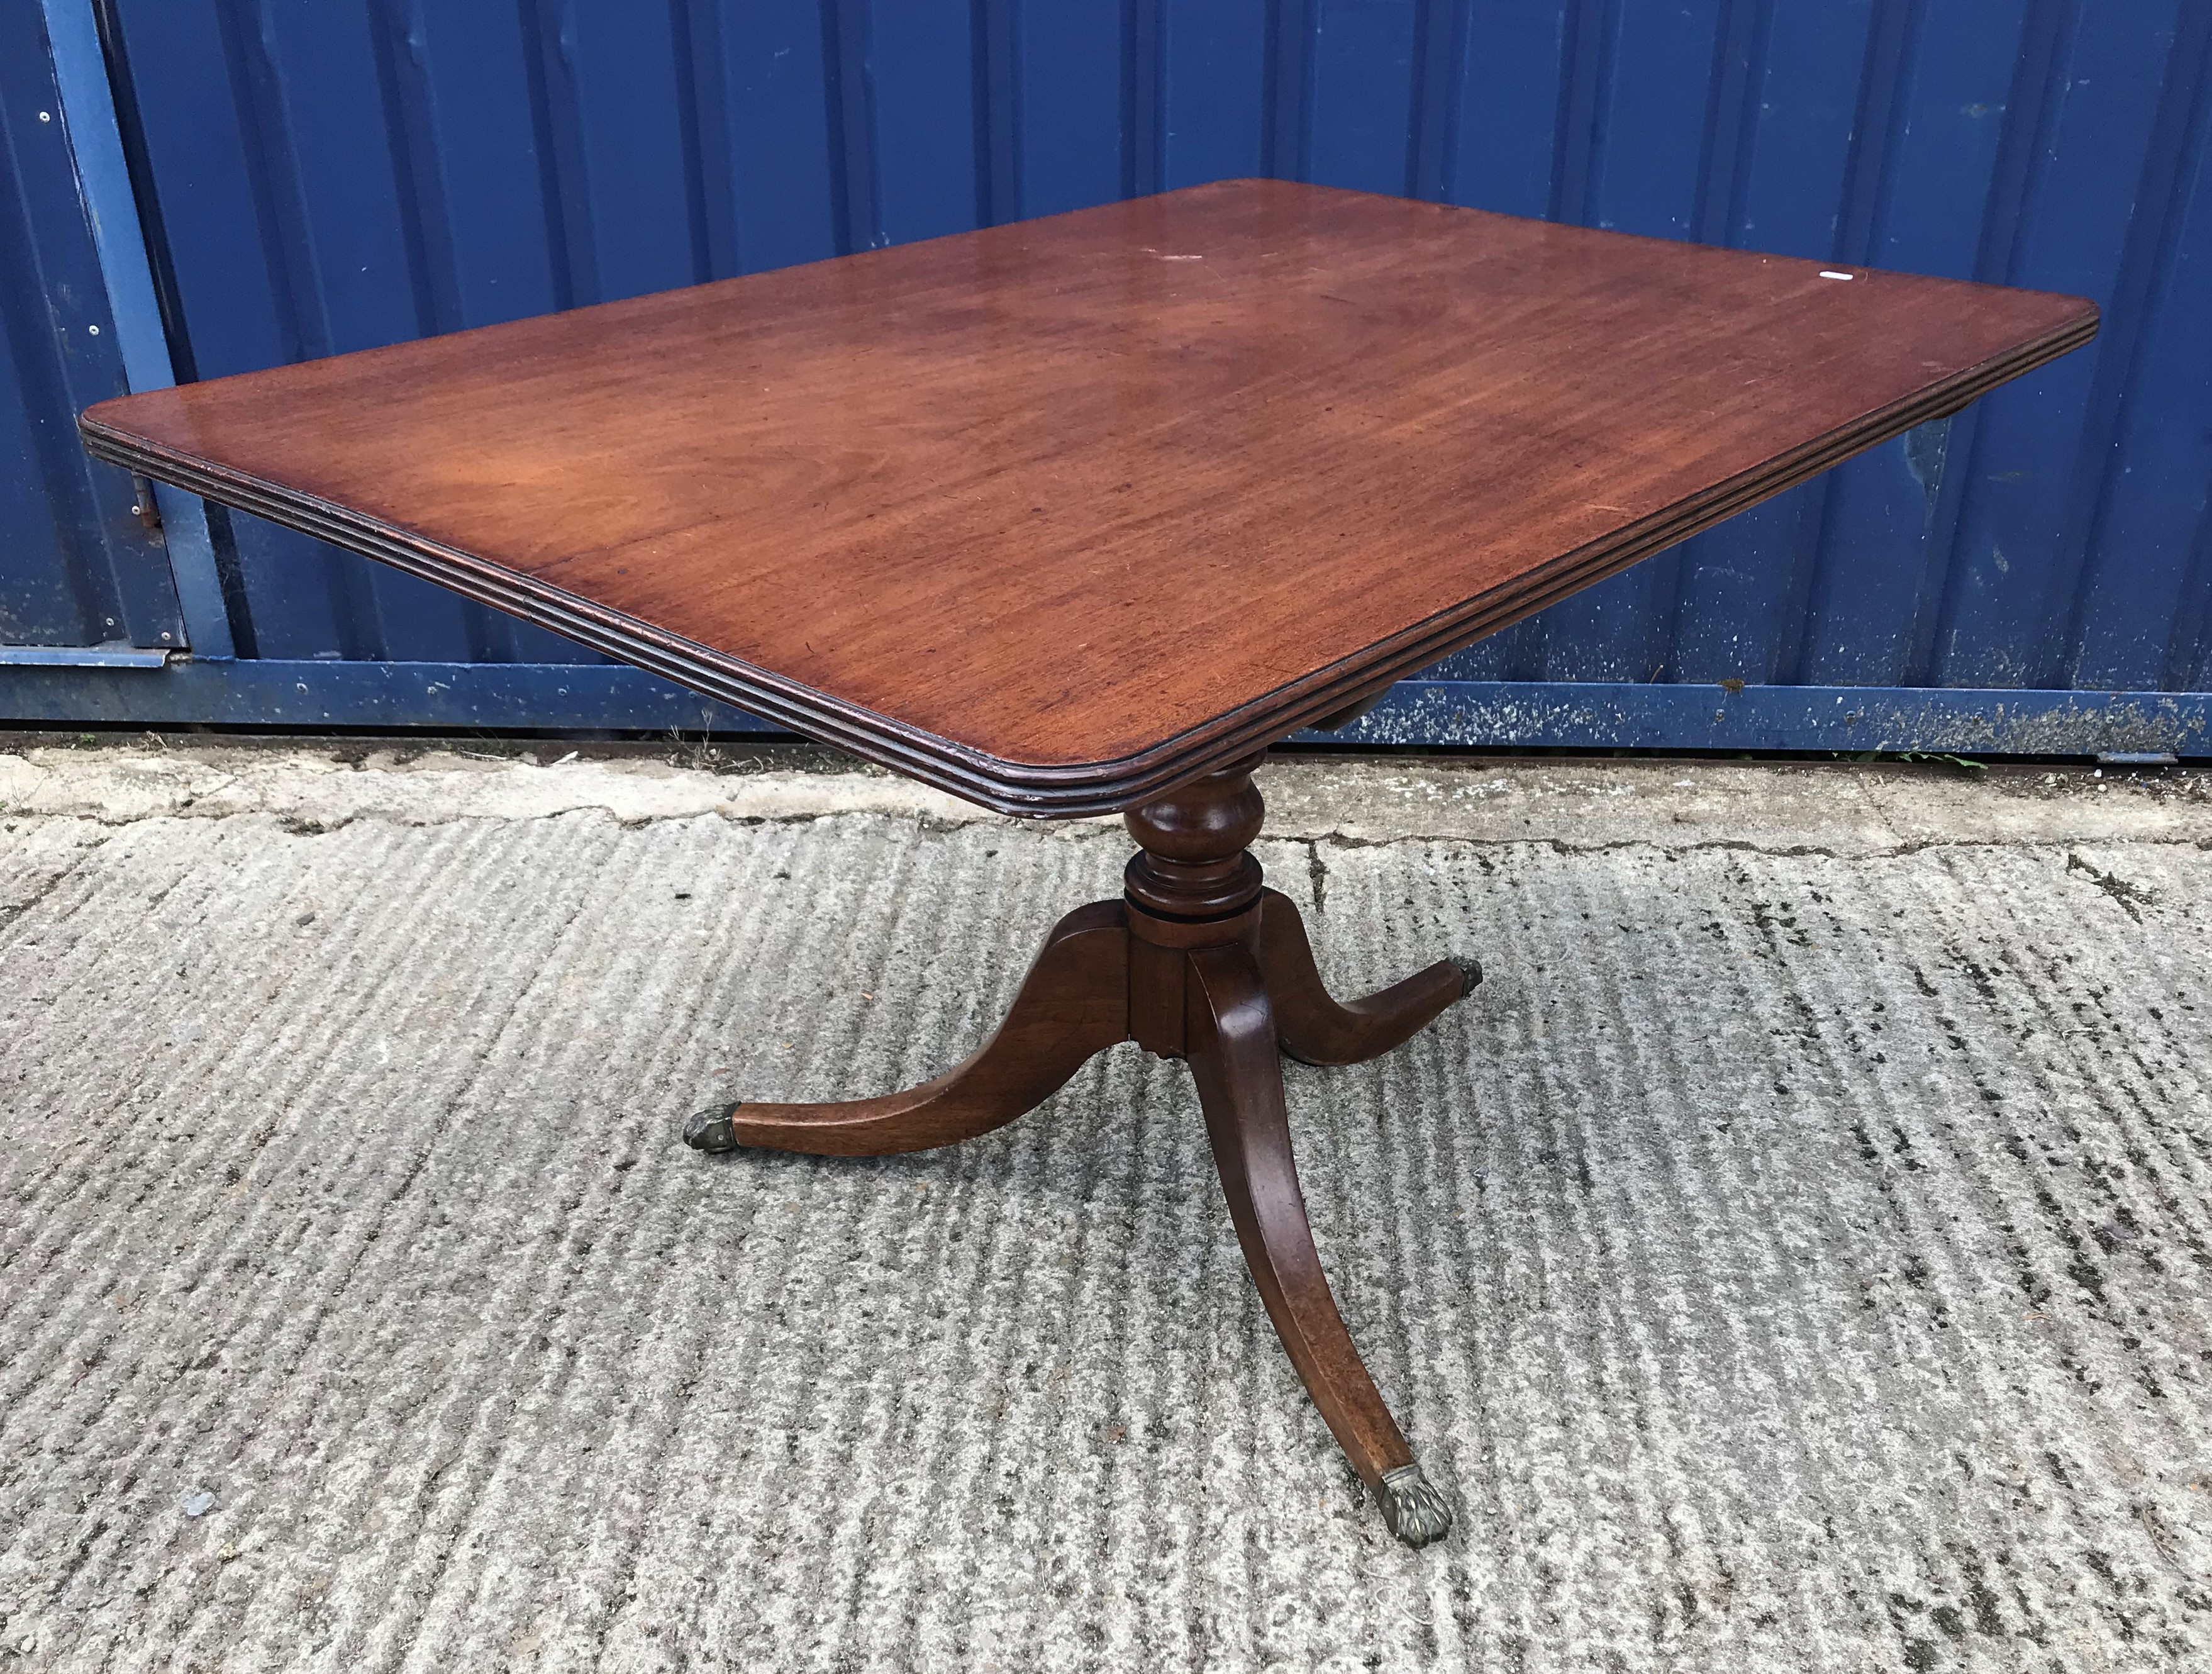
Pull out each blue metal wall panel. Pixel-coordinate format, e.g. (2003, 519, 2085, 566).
(1160, 0, 1271, 188)
(6, 0, 2208, 750)
(0, 1, 182, 652)
(1934, 1, 2188, 688)
(2079, 52, 2212, 693)
(704, 1, 844, 272)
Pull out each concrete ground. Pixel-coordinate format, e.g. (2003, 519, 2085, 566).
(1, 737, 2209, 1674)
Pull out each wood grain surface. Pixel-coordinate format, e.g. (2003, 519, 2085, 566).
(81, 180, 2096, 815)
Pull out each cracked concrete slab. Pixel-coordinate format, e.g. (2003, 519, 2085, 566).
(2, 739, 2209, 1673)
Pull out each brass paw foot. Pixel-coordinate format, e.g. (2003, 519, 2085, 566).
(683, 1103, 742, 1152)
(1376, 1463, 1453, 1548)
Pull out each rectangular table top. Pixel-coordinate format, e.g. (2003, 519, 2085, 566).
(82, 180, 2094, 816)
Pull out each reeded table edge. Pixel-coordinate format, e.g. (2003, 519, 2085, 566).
(80, 305, 2095, 818)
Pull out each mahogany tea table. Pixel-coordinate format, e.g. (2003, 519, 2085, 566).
(81, 180, 2095, 1547)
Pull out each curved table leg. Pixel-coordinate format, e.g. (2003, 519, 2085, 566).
(1185, 942, 1453, 1548)
(1257, 888, 1478, 1068)
(684, 899, 1130, 1158)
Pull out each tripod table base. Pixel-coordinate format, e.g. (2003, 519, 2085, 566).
(684, 756, 1479, 1548)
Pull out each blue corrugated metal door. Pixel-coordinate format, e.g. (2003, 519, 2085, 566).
(3, 1, 2208, 753)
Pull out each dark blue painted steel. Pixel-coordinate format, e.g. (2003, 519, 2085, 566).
(7, 0, 2206, 751)
(1935, 1, 2190, 689)
(0, 1, 182, 651)
(3, 661, 2203, 762)
(702, 1, 843, 272)
(0, 655, 772, 732)
(857, 1, 984, 243)
(1160, 0, 1270, 187)
(1318, 678, 2212, 757)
